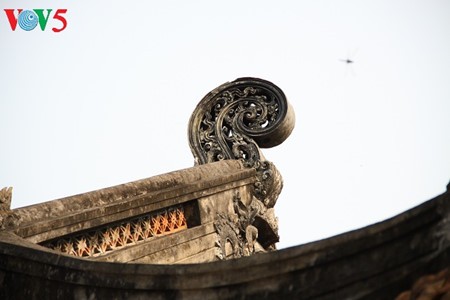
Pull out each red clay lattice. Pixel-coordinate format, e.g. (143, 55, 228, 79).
(43, 206, 187, 257)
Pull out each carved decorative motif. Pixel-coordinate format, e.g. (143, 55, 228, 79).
(188, 77, 294, 208)
(0, 187, 13, 211)
(214, 192, 260, 259)
(190, 78, 294, 259)
(43, 206, 187, 257)
(0, 187, 21, 230)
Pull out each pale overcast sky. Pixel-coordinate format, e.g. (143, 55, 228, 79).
(1, 1, 449, 248)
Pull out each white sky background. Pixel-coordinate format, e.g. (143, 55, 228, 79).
(1, 1, 449, 249)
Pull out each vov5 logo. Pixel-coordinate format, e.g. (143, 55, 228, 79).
(4, 9, 68, 32)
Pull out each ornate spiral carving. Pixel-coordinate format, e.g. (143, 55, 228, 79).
(188, 77, 295, 166)
(188, 78, 295, 207)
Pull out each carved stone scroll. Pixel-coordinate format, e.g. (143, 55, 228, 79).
(189, 78, 294, 259)
(188, 78, 295, 207)
(189, 77, 294, 166)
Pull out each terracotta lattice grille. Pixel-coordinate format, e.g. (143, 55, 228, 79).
(42, 206, 187, 257)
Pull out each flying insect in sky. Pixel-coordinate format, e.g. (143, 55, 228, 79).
(339, 58, 354, 64)
(339, 48, 358, 76)
(339, 48, 358, 64)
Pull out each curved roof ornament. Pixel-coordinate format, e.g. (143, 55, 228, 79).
(188, 77, 295, 207)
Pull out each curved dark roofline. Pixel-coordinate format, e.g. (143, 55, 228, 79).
(1, 188, 449, 299)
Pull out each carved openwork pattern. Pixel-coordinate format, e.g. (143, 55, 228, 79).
(42, 207, 187, 257)
(190, 78, 293, 260)
(189, 78, 290, 167)
(188, 78, 294, 206)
